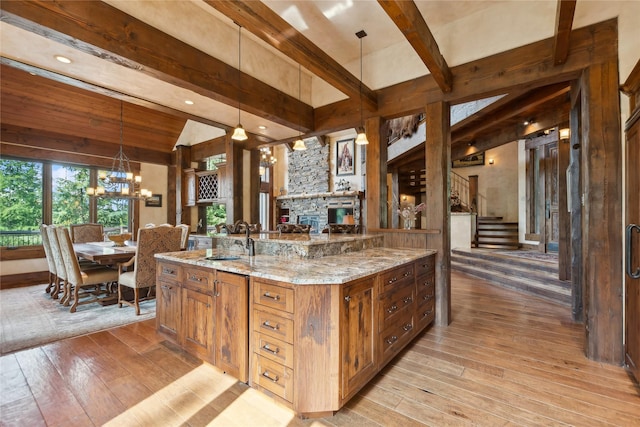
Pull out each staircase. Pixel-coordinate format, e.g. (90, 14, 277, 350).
(451, 248, 571, 305)
(474, 216, 519, 249)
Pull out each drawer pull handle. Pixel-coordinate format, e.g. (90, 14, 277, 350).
(263, 291, 280, 301)
(386, 335, 398, 345)
(262, 344, 280, 354)
(403, 271, 411, 277)
(422, 308, 434, 318)
(162, 268, 176, 275)
(189, 274, 203, 282)
(387, 304, 398, 313)
(262, 371, 279, 383)
(387, 276, 398, 284)
(344, 295, 352, 302)
(422, 280, 432, 286)
(423, 294, 433, 301)
(403, 296, 413, 304)
(262, 320, 280, 330)
(403, 323, 413, 331)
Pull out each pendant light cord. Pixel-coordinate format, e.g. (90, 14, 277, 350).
(238, 25, 242, 124)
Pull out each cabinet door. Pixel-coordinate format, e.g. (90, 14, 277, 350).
(184, 168, 196, 207)
(341, 276, 377, 400)
(215, 271, 249, 382)
(156, 280, 181, 341)
(182, 288, 215, 363)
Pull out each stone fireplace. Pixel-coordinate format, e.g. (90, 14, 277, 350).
(276, 138, 363, 231)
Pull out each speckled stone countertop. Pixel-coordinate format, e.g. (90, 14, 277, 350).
(212, 232, 384, 259)
(156, 247, 436, 285)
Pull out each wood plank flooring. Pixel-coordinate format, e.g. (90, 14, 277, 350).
(1, 271, 638, 426)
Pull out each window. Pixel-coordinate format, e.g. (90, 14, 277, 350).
(0, 158, 131, 247)
(0, 159, 43, 246)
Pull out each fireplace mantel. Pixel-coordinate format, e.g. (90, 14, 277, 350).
(276, 191, 363, 201)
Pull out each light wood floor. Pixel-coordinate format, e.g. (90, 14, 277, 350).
(1, 271, 638, 426)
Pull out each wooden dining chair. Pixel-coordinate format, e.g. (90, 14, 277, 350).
(117, 226, 182, 315)
(56, 227, 118, 313)
(40, 224, 59, 297)
(176, 224, 190, 250)
(70, 223, 104, 243)
(45, 225, 68, 301)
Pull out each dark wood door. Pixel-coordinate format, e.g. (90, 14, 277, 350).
(625, 113, 640, 382)
(545, 141, 560, 252)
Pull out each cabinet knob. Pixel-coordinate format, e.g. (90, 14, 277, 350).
(262, 344, 280, 355)
(262, 370, 280, 383)
(262, 320, 280, 330)
(344, 295, 352, 302)
(263, 291, 280, 301)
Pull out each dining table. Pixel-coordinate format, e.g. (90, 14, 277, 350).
(73, 241, 137, 265)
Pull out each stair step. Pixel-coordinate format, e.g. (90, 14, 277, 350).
(451, 249, 569, 305)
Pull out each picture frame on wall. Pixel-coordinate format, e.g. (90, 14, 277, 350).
(452, 152, 485, 168)
(145, 194, 162, 207)
(336, 138, 355, 176)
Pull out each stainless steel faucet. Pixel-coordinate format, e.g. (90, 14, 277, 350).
(244, 222, 255, 256)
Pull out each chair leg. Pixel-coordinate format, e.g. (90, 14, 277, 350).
(45, 272, 54, 295)
(118, 283, 123, 308)
(133, 288, 140, 316)
(70, 284, 80, 313)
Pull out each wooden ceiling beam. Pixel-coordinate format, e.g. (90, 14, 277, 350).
(378, 0, 453, 93)
(0, 0, 313, 131)
(452, 83, 570, 143)
(0, 124, 171, 166)
(204, 0, 377, 111)
(315, 19, 616, 133)
(553, 0, 577, 65)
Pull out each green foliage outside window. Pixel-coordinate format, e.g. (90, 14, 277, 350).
(0, 159, 43, 245)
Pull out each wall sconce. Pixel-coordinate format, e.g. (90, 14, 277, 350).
(488, 158, 494, 165)
(559, 128, 570, 141)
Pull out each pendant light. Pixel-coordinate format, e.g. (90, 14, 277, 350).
(292, 64, 307, 151)
(355, 30, 369, 145)
(232, 24, 248, 141)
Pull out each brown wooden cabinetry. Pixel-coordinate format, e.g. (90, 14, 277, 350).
(341, 276, 377, 400)
(156, 261, 249, 381)
(248, 253, 436, 418)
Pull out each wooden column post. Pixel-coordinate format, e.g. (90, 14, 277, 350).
(224, 134, 244, 223)
(365, 116, 386, 230)
(249, 148, 260, 224)
(174, 145, 191, 226)
(557, 127, 571, 281)
(580, 59, 623, 364)
(425, 101, 451, 326)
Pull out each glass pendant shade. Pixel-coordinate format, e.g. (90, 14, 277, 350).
(292, 138, 307, 150)
(355, 129, 369, 145)
(232, 124, 248, 141)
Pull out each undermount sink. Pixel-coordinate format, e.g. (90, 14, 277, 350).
(205, 255, 241, 261)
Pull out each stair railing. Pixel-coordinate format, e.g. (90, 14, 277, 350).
(451, 171, 470, 210)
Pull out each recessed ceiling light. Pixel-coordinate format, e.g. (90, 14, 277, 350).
(184, 100, 194, 105)
(54, 55, 72, 64)
(258, 125, 267, 130)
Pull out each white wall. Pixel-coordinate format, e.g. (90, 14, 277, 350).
(452, 142, 519, 222)
(138, 163, 168, 227)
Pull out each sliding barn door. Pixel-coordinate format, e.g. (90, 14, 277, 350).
(625, 107, 640, 382)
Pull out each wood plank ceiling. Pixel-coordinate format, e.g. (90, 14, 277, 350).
(0, 0, 577, 168)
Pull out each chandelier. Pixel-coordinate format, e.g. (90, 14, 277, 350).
(86, 101, 151, 199)
(259, 147, 277, 176)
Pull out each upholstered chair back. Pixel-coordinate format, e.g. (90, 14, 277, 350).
(130, 226, 182, 288)
(70, 223, 104, 243)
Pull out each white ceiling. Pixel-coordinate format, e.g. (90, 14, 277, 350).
(1, 1, 638, 145)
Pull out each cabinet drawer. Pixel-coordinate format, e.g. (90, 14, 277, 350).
(416, 274, 435, 308)
(252, 353, 294, 403)
(253, 309, 294, 343)
(379, 310, 415, 363)
(379, 281, 415, 331)
(184, 267, 213, 293)
(379, 263, 414, 294)
(157, 262, 182, 283)
(253, 281, 294, 313)
(416, 301, 435, 330)
(253, 332, 294, 369)
(415, 255, 435, 277)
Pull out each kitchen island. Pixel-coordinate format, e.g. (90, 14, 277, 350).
(155, 243, 436, 418)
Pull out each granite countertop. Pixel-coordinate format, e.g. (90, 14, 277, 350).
(156, 247, 436, 285)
